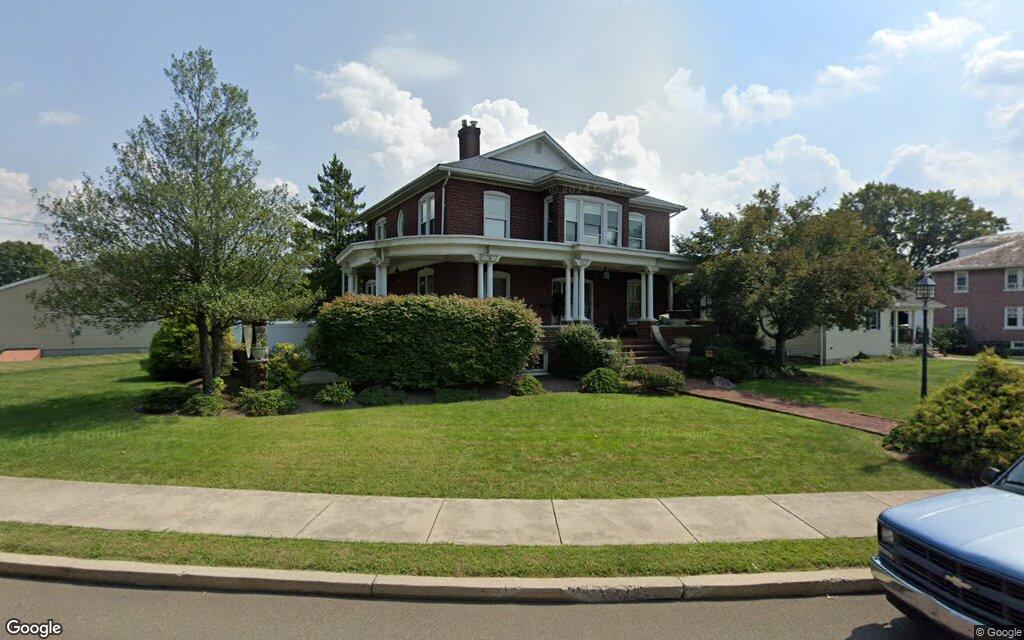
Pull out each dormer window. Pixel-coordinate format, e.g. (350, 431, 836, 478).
(375, 218, 387, 240)
(483, 191, 510, 238)
(418, 193, 435, 235)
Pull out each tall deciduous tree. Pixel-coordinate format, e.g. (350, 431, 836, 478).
(676, 187, 911, 362)
(297, 154, 366, 309)
(34, 48, 311, 393)
(836, 182, 1007, 271)
(0, 240, 57, 286)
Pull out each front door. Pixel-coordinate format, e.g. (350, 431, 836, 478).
(627, 279, 641, 321)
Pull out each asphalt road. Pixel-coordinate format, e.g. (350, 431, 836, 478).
(0, 577, 954, 640)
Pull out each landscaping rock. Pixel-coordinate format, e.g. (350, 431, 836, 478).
(711, 376, 735, 389)
(300, 369, 339, 385)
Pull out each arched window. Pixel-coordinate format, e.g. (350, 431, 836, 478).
(483, 191, 510, 238)
(375, 218, 387, 240)
(396, 210, 404, 236)
(417, 268, 435, 295)
(419, 193, 435, 235)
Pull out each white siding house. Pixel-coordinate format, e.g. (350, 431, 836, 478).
(0, 275, 157, 356)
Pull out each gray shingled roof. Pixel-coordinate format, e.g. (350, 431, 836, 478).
(630, 194, 686, 211)
(929, 238, 1024, 271)
(441, 157, 645, 194)
(957, 231, 1024, 248)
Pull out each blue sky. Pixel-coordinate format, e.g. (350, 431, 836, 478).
(3, 0, 1024, 244)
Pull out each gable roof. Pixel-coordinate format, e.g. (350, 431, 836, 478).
(0, 273, 49, 293)
(929, 238, 1024, 272)
(956, 231, 1024, 249)
(357, 130, 686, 222)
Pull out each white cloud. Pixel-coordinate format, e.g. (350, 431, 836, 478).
(0, 167, 46, 243)
(675, 134, 858, 214)
(987, 100, 1024, 145)
(815, 64, 885, 95)
(964, 47, 1024, 97)
(721, 84, 795, 125)
(561, 112, 661, 185)
(367, 43, 459, 82)
(36, 110, 86, 126)
(641, 67, 722, 129)
(870, 11, 984, 58)
(882, 143, 1024, 222)
(259, 177, 300, 197)
(1, 81, 25, 96)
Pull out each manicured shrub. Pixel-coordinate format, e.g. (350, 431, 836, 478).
(144, 316, 234, 381)
(624, 364, 687, 395)
(884, 352, 1024, 479)
(577, 367, 627, 394)
(267, 342, 312, 393)
(355, 386, 407, 407)
(314, 381, 355, 407)
(507, 373, 545, 396)
(309, 295, 543, 390)
(605, 338, 635, 374)
(685, 355, 713, 379)
(555, 323, 607, 379)
(140, 386, 198, 413)
(180, 393, 223, 417)
(931, 323, 973, 354)
(237, 388, 297, 417)
(435, 388, 481, 403)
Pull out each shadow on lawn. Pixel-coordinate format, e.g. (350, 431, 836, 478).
(0, 389, 155, 440)
(754, 373, 881, 407)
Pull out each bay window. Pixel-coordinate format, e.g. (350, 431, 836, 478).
(483, 191, 510, 238)
(563, 196, 622, 247)
(564, 199, 578, 242)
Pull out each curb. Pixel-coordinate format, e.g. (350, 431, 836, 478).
(0, 552, 881, 603)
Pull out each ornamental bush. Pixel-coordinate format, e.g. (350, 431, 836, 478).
(555, 323, 607, 379)
(624, 364, 687, 395)
(237, 388, 297, 417)
(309, 295, 543, 389)
(145, 316, 234, 381)
(180, 392, 223, 417)
(507, 373, 545, 396)
(884, 352, 1024, 479)
(314, 381, 355, 406)
(141, 386, 198, 413)
(267, 342, 312, 393)
(931, 322, 973, 354)
(577, 367, 627, 394)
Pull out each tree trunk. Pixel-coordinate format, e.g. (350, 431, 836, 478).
(210, 321, 224, 381)
(196, 312, 213, 395)
(774, 336, 787, 364)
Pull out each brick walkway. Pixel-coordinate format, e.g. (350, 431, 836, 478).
(686, 381, 898, 436)
(0, 476, 950, 546)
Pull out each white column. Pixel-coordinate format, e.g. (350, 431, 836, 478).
(575, 259, 589, 322)
(563, 261, 574, 322)
(667, 276, 674, 311)
(639, 271, 647, 321)
(476, 258, 486, 298)
(379, 262, 388, 296)
(486, 260, 495, 298)
(644, 267, 659, 321)
(912, 310, 918, 344)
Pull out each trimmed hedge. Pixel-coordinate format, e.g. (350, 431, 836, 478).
(355, 386, 407, 407)
(577, 367, 627, 394)
(555, 323, 607, 379)
(237, 388, 297, 417)
(309, 295, 543, 390)
(180, 393, 223, 417)
(625, 364, 687, 396)
(507, 373, 545, 396)
(145, 316, 234, 381)
(267, 343, 312, 393)
(884, 351, 1024, 479)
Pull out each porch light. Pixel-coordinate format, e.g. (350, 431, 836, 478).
(914, 275, 936, 398)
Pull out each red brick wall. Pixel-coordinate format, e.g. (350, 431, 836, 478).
(933, 269, 1024, 343)
(629, 206, 672, 252)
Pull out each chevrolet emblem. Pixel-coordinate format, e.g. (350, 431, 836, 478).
(944, 574, 972, 590)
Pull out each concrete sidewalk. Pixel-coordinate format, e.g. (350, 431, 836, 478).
(0, 476, 950, 546)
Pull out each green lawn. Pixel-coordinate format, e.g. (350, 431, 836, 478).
(0, 354, 952, 499)
(0, 522, 876, 578)
(738, 357, 978, 420)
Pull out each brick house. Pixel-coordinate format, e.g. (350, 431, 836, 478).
(336, 122, 693, 367)
(928, 231, 1024, 350)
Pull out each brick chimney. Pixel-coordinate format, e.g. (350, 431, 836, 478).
(458, 119, 480, 159)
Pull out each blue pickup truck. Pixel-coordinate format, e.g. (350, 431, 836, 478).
(872, 458, 1024, 636)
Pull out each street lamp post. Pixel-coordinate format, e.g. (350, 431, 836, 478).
(914, 275, 937, 398)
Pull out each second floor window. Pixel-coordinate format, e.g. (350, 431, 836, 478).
(375, 218, 387, 240)
(1006, 268, 1022, 291)
(954, 270, 969, 292)
(544, 197, 555, 241)
(564, 197, 621, 247)
(419, 193, 435, 235)
(397, 210, 404, 236)
(483, 192, 510, 238)
(628, 213, 646, 249)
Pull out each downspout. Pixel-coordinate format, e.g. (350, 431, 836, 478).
(440, 170, 451, 235)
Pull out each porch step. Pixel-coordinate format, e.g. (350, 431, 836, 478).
(619, 339, 673, 366)
(633, 355, 674, 365)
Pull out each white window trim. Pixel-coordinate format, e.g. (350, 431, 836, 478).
(1005, 306, 1022, 330)
(628, 212, 646, 250)
(364, 279, 377, 295)
(866, 310, 882, 331)
(1011, 340, 1024, 350)
(954, 307, 969, 326)
(417, 267, 435, 295)
(543, 195, 554, 242)
(1005, 267, 1023, 291)
(492, 270, 511, 298)
(954, 270, 969, 293)
(482, 191, 511, 239)
(418, 193, 435, 235)
(375, 218, 387, 240)
(396, 210, 404, 236)
(563, 195, 621, 247)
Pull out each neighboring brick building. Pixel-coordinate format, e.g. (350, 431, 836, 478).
(337, 122, 690, 336)
(928, 231, 1024, 350)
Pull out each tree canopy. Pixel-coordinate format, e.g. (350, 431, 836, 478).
(0, 240, 57, 286)
(675, 187, 912, 361)
(835, 182, 1007, 271)
(35, 48, 311, 393)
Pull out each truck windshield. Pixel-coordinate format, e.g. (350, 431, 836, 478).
(1002, 461, 1024, 487)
